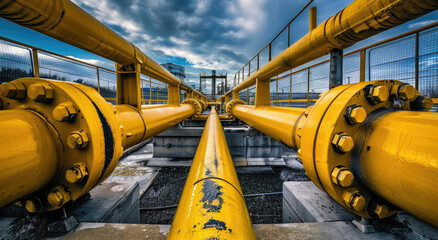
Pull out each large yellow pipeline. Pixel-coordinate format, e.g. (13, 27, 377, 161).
(168, 107, 256, 239)
(226, 0, 438, 94)
(0, 0, 197, 92)
(227, 80, 438, 227)
(354, 110, 438, 226)
(0, 78, 200, 212)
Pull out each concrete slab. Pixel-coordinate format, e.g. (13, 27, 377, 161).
(147, 157, 285, 167)
(70, 182, 140, 224)
(283, 181, 355, 223)
(58, 222, 397, 240)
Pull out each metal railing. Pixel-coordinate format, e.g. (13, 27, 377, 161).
(0, 36, 170, 104)
(233, 0, 313, 87)
(236, 22, 438, 110)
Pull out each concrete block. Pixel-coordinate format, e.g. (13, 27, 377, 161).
(70, 181, 140, 224)
(283, 181, 355, 223)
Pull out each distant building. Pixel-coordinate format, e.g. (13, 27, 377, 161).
(161, 63, 186, 80)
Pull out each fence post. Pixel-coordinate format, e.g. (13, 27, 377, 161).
(415, 32, 419, 90)
(360, 50, 366, 82)
(32, 49, 39, 78)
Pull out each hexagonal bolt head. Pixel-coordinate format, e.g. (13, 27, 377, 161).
(27, 83, 54, 102)
(1, 82, 26, 99)
(374, 204, 389, 219)
(25, 198, 41, 213)
(345, 105, 367, 125)
(398, 84, 416, 100)
(371, 86, 389, 103)
(65, 163, 89, 183)
(53, 102, 77, 122)
(47, 186, 71, 207)
(67, 131, 89, 149)
(331, 167, 354, 187)
(332, 133, 354, 153)
(343, 191, 366, 211)
(410, 96, 433, 111)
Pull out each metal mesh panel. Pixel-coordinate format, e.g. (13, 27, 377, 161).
(259, 47, 269, 71)
(150, 79, 167, 104)
(270, 79, 277, 106)
(277, 75, 291, 107)
(343, 53, 360, 84)
(0, 40, 33, 84)
(38, 52, 99, 89)
(98, 68, 116, 100)
(248, 87, 256, 105)
(309, 62, 329, 96)
(419, 28, 438, 98)
(369, 36, 416, 85)
(249, 57, 258, 74)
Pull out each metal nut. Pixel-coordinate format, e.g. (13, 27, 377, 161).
(343, 191, 366, 211)
(374, 204, 389, 219)
(27, 83, 54, 102)
(47, 186, 71, 207)
(331, 167, 354, 187)
(371, 86, 389, 103)
(67, 131, 89, 149)
(24, 198, 41, 213)
(332, 133, 354, 153)
(65, 163, 88, 183)
(1, 82, 26, 99)
(53, 102, 77, 122)
(398, 84, 416, 100)
(345, 105, 367, 125)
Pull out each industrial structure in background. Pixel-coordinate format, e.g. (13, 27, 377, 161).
(199, 70, 228, 99)
(0, 0, 437, 239)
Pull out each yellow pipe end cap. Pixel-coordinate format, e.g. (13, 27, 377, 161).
(372, 86, 389, 103)
(350, 107, 367, 124)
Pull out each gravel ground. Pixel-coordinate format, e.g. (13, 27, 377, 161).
(139, 165, 309, 224)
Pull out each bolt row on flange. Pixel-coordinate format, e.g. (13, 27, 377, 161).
(0, 78, 204, 213)
(227, 80, 438, 227)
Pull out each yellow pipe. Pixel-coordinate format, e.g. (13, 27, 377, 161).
(115, 104, 195, 149)
(355, 110, 438, 226)
(0, 110, 60, 208)
(231, 105, 305, 149)
(168, 107, 256, 239)
(0, 0, 201, 94)
(225, 0, 438, 94)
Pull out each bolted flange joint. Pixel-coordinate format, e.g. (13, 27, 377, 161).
(226, 99, 245, 120)
(181, 98, 203, 119)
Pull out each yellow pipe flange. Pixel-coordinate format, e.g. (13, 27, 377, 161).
(0, 78, 122, 212)
(302, 80, 424, 219)
(181, 98, 203, 120)
(225, 99, 245, 120)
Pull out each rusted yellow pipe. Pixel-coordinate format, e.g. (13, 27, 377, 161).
(225, 0, 438, 94)
(0, 0, 199, 93)
(168, 107, 256, 239)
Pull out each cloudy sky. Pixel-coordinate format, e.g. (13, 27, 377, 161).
(1, 0, 437, 87)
